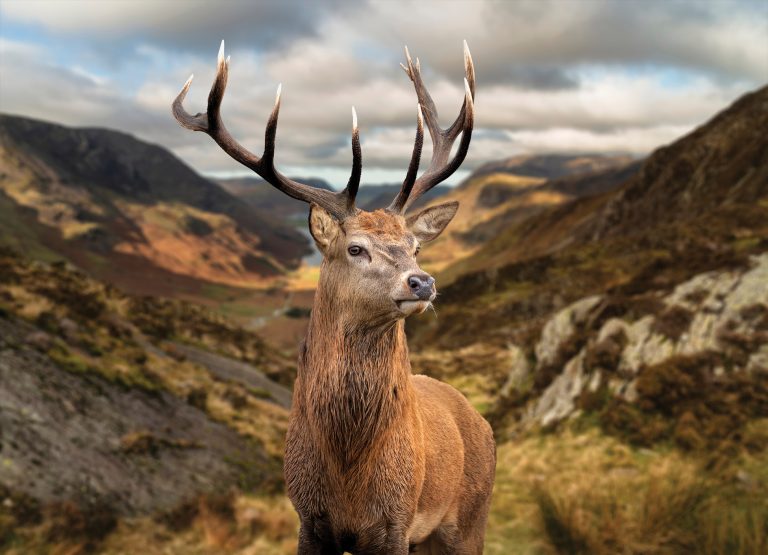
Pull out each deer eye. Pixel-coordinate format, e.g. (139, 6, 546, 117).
(414, 245, 421, 256)
(348, 245, 364, 256)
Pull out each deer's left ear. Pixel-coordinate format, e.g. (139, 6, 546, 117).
(309, 203, 342, 254)
(406, 201, 459, 243)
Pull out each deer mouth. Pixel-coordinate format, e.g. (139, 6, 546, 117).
(394, 299, 432, 315)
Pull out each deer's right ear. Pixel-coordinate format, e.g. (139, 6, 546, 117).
(309, 203, 341, 253)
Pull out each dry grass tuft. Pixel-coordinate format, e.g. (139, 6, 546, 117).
(486, 426, 768, 555)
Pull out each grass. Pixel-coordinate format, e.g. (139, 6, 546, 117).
(485, 426, 768, 555)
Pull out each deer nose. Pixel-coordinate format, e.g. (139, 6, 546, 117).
(407, 274, 435, 301)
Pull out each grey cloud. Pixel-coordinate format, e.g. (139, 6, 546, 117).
(363, 0, 766, 86)
(497, 66, 579, 90)
(1, 0, 765, 181)
(1, 0, 361, 62)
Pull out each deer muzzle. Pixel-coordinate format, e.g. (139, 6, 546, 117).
(407, 273, 436, 301)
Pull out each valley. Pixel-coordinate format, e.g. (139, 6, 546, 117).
(1, 85, 767, 554)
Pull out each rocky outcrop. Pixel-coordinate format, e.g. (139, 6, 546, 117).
(509, 253, 768, 428)
(0, 317, 274, 516)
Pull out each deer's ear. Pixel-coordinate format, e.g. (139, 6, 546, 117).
(406, 201, 459, 243)
(309, 203, 341, 253)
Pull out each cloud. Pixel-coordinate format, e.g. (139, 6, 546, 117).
(0, 0, 766, 186)
(0, 0, 353, 55)
(352, 0, 767, 85)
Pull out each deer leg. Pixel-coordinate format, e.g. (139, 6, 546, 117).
(353, 526, 409, 555)
(297, 516, 340, 555)
(429, 523, 467, 555)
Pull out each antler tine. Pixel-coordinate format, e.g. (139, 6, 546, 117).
(389, 41, 476, 213)
(341, 107, 362, 212)
(172, 40, 358, 221)
(388, 104, 424, 213)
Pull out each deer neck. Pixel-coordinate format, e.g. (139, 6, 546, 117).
(298, 282, 414, 467)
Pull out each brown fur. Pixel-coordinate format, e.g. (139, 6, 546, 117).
(285, 205, 496, 555)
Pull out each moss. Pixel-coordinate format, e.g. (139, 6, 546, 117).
(154, 498, 199, 532)
(223, 447, 284, 495)
(34, 310, 60, 334)
(0, 486, 42, 527)
(119, 431, 200, 457)
(601, 353, 768, 451)
(42, 500, 117, 549)
(673, 411, 707, 451)
(247, 386, 274, 401)
(583, 329, 627, 373)
(651, 305, 694, 341)
(47, 344, 95, 376)
(186, 387, 208, 411)
(535, 326, 589, 391)
(223, 387, 248, 410)
(600, 401, 669, 446)
(577, 383, 612, 412)
(47, 343, 163, 393)
(635, 354, 708, 414)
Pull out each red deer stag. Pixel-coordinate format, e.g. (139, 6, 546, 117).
(173, 40, 495, 555)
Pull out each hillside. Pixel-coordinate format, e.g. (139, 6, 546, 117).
(0, 245, 298, 552)
(433, 86, 767, 299)
(218, 176, 334, 220)
(403, 86, 768, 553)
(470, 153, 636, 181)
(417, 154, 636, 273)
(0, 114, 310, 294)
(219, 178, 450, 219)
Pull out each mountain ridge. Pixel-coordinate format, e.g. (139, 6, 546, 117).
(0, 113, 310, 294)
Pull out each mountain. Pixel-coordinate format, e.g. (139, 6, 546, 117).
(470, 153, 635, 181)
(218, 176, 334, 220)
(354, 183, 452, 212)
(409, 84, 768, 429)
(218, 178, 451, 218)
(417, 154, 637, 273)
(0, 245, 296, 551)
(438, 86, 767, 295)
(0, 114, 310, 294)
(402, 87, 768, 553)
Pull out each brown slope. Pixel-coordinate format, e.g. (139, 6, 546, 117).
(0, 245, 292, 519)
(411, 86, 768, 350)
(0, 114, 310, 292)
(418, 155, 635, 273)
(219, 177, 451, 219)
(467, 153, 635, 182)
(218, 175, 334, 220)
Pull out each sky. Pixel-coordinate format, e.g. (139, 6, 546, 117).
(0, 0, 766, 188)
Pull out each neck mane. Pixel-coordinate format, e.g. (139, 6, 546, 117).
(297, 279, 414, 469)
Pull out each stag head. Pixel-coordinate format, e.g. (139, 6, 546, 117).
(173, 41, 475, 323)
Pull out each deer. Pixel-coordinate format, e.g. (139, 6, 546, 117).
(173, 40, 495, 555)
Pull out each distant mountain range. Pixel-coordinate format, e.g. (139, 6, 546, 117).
(217, 177, 451, 218)
(417, 153, 638, 272)
(470, 153, 636, 180)
(0, 114, 310, 295)
(411, 85, 768, 352)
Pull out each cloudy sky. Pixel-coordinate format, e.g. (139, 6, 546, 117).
(1, 0, 766, 187)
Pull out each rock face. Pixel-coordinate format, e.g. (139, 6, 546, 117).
(0, 317, 272, 516)
(515, 254, 768, 428)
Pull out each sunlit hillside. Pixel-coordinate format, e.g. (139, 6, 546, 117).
(1, 78, 766, 554)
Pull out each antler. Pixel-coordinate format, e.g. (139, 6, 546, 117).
(172, 41, 361, 220)
(389, 41, 475, 214)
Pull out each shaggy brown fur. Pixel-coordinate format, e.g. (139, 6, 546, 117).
(284, 204, 496, 555)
